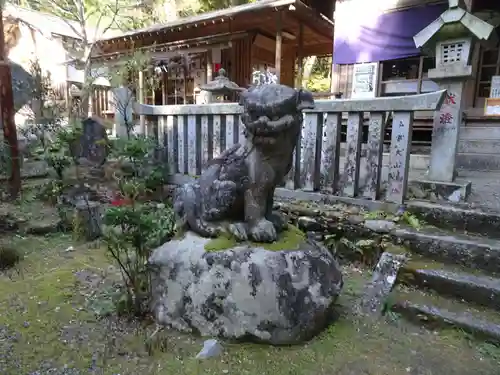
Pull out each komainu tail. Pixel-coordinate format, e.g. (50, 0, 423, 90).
(172, 184, 219, 238)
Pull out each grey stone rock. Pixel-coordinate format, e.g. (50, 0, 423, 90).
(448, 189, 462, 203)
(196, 339, 222, 359)
(408, 184, 429, 200)
(363, 219, 396, 233)
(25, 221, 59, 235)
(148, 232, 343, 345)
(347, 215, 365, 225)
(74, 200, 102, 240)
(70, 116, 109, 166)
(297, 216, 323, 232)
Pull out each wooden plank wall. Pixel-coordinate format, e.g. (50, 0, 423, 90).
(91, 86, 111, 118)
(231, 37, 253, 88)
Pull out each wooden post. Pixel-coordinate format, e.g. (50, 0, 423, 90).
(205, 51, 213, 103)
(183, 66, 188, 104)
(0, 8, 21, 199)
(138, 70, 145, 134)
(330, 1, 336, 94)
(297, 22, 304, 88)
(275, 11, 283, 83)
(162, 72, 167, 105)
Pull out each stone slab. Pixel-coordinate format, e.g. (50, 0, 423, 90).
(411, 178, 472, 202)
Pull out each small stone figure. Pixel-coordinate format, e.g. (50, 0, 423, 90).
(173, 84, 315, 242)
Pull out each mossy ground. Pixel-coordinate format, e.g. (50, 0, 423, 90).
(0, 232, 499, 374)
(204, 225, 306, 252)
(0, 194, 499, 374)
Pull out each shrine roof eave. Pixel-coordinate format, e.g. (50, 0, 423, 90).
(92, 0, 334, 58)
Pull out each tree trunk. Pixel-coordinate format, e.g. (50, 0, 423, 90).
(0, 8, 21, 199)
(302, 56, 317, 85)
(79, 56, 92, 119)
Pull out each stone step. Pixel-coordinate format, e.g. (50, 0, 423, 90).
(390, 287, 500, 344)
(392, 226, 500, 275)
(456, 152, 500, 171)
(406, 200, 500, 239)
(398, 259, 500, 312)
(460, 126, 500, 141)
(459, 139, 500, 155)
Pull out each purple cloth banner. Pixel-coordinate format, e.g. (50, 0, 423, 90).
(333, 3, 447, 64)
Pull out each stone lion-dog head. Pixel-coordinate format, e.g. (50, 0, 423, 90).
(239, 84, 315, 149)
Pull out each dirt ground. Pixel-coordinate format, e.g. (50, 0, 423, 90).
(1, 223, 499, 375)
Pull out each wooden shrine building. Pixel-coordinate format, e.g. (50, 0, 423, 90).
(91, 0, 335, 107)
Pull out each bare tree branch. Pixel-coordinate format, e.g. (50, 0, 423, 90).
(93, 0, 120, 42)
(37, 0, 85, 39)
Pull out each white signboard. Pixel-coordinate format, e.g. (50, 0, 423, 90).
(351, 62, 378, 99)
(485, 98, 500, 117)
(490, 76, 500, 98)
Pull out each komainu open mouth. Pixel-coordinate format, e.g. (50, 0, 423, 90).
(239, 84, 314, 137)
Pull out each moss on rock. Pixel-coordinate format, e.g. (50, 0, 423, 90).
(204, 225, 306, 252)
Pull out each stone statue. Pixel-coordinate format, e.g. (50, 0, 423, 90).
(151, 85, 342, 344)
(173, 84, 315, 242)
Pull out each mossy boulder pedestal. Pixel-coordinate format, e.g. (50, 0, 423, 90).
(148, 229, 343, 345)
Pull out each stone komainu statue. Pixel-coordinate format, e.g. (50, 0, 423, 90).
(173, 84, 315, 242)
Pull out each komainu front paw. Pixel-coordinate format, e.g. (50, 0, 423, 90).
(249, 219, 277, 243)
(196, 219, 221, 238)
(267, 211, 288, 233)
(228, 222, 249, 241)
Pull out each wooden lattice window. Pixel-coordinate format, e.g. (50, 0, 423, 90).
(379, 55, 437, 97)
(474, 46, 500, 107)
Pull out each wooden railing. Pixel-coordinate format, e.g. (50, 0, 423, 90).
(134, 89, 446, 204)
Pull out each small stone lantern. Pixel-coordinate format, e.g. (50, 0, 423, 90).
(200, 68, 243, 103)
(413, 0, 496, 201)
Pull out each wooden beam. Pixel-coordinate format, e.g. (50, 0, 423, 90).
(205, 51, 213, 103)
(329, 1, 336, 93)
(297, 22, 303, 88)
(275, 11, 283, 82)
(162, 73, 167, 105)
(301, 43, 334, 57)
(292, 2, 334, 39)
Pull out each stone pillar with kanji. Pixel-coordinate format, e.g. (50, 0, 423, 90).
(413, 0, 497, 202)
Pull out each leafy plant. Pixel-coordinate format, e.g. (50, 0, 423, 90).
(109, 135, 167, 194)
(19, 59, 66, 157)
(401, 211, 422, 230)
(103, 141, 174, 315)
(103, 199, 175, 316)
(38, 179, 66, 205)
(37, 123, 83, 204)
